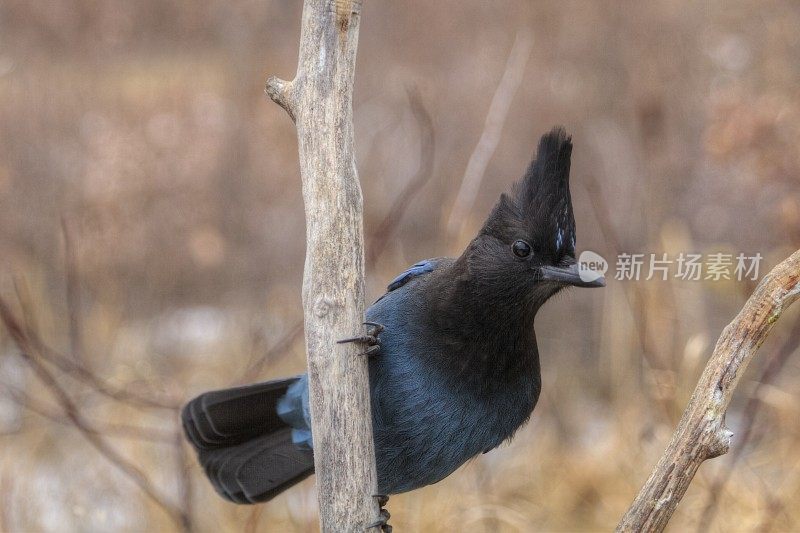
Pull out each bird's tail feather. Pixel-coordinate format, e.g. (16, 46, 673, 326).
(182, 378, 314, 504)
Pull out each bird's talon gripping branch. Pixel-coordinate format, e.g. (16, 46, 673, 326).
(363, 321, 385, 334)
(366, 503, 391, 532)
(359, 345, 381, 357)
(338, 322, 385, 357)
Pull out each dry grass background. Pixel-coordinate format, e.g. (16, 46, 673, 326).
(1, 1, 800, 531)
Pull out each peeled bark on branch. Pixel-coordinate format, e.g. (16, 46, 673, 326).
(617, 249, 800, 532)
(266, 0, 380, 531)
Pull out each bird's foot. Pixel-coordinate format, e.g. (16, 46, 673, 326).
(338, 322, 385, 357)
(366, 494, 391, 532)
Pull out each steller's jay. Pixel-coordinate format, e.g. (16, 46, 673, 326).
(182, 127, 604, 514)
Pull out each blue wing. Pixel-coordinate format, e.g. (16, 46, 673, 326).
(386, 259, 439, 292)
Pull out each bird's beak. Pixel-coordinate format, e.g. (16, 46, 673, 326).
(539, 263, 605, 288)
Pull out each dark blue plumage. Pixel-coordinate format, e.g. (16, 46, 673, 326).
(385, 259, 438, 292)
(182, 127, 604, 504)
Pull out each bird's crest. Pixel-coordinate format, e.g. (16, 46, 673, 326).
(481, 127, 576, 261)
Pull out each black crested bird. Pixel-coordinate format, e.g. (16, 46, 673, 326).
(182, 127, 604, 521)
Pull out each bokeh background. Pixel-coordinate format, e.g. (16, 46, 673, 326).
(2, 1, 800, 531)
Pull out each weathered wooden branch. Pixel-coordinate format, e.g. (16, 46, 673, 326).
(696, 314, 800, 530)
(265, 1, 380, 531)
(617, 249, 800, 532)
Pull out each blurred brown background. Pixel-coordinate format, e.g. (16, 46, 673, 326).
(1, 1, 800, 531)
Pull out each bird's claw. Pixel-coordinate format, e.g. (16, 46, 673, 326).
(338, 322, 385, 357)
(363, 321, 385, 334)
(365, 494, 391, 532)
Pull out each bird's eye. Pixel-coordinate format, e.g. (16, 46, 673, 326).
(512, 240, 531, 258)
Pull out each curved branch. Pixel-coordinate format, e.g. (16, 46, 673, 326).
(617, 248, 800, 532)
(696, 315, 800, 530)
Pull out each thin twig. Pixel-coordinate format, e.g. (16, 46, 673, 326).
(0, 472, 12, 532)
(583, 173, 674, 421)
(0, 296, 188, 529)
(27, 332, 179, 410)
(11, 274, 178, 410)
(583, 173, 651, 362)
(234, 320, 304, 387)
(446, 30, 533, 237)
(174, 421, 193, 533)
(62, 217, 84, 363)
(1, 384, 175, 443)
(366, 87, 436, 265)
(12, 277, 39, 339)
(244, 506, 264, 533)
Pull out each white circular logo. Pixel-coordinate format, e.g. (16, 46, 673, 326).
(579, 250, 608, 283)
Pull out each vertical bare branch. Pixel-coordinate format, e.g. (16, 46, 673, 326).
(617, 249, 800, 532)
(244, 506, 264, 533)
(366, 87, 435, 265)
(0, 472, 12, 532)
(265, 0, 379, 530)
(61, 218, 83, 363)
(174, 423, 194, 532)
(583, 173, 675, 422)
(446, 30, 533, 238)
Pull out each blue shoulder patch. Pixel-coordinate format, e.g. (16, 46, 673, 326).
(387, 259, 438, 292)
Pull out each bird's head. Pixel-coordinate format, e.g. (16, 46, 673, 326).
(464, 127, 604, 309)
